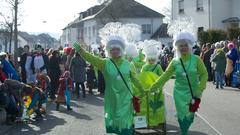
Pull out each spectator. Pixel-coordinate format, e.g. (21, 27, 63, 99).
(70, 52, 87, 98)
(65, 49, 75, 70)
(20, 45, 35, 84)
(32, 45, 49, 75)
(56, 71, 73, 111)
(225, 42, 239, 86)
(212, 42, 226, 89)
(48, 50, 61, 100)
(20, 45, 30, 83)
(0, 52, 20, 81)
(192, 44, 201, 56)
(203, 43, 214, 81)
(222, 41, 229, 53)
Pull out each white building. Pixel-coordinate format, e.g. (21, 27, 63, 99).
(61, 0, 172, 47)
(0, 31, 30, 53)
(172, 0, 240, 32)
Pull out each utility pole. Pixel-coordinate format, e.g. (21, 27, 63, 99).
(9, 23, 13, 53)
(13, 0, 18, 60)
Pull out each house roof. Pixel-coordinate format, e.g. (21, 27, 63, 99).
(95, 0, 164, 19)
(222, 17, 240, 23)
(151, 23, 171, 39)
(18, 32, 36, 43)
(63, 0, 164, 30)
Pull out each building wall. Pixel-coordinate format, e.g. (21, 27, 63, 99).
(232, 0, 240, 19)
(172, 0, 210, 31)
(119, 18, 163, 40)
(61, 27, 78, 47)
(61, 29, 68, 47)
(210, 0, 232, 30)
(83, 19, 97, 45)
(81, 17, 163, 45)
(69, 27, 78, 46)
(172, 0, 240, 31)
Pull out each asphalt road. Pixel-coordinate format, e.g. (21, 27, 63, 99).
(164, 79, 240, 135)
(1, 79, 239, 135)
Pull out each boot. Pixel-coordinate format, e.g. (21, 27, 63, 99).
(67, 105, 72, 111)
(33, 109, 43, 121)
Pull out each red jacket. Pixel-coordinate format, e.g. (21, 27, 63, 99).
(57, 77, 72, 96)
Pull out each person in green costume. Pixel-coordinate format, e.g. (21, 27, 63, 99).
(133, 50, 146, 73)
(137, 43, 166, 126)
(73, 36, 144, 135)
(150, 32, 208, 135)
(141, 44, 163, 76)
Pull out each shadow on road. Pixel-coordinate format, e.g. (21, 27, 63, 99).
(75, 94, 104, 107)
(220, 87, 240, 92)
(58, 109, 92, 120)
(2, 114, 66, 135)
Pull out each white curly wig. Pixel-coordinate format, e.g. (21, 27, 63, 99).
(173, 32, 195, 58)
(105, 35, 126, 58)
(125, 43, 139, 59)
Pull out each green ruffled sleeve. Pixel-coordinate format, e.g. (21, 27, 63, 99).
(150, 60, 175, 92)
(156, 65, 164, 76)
(196, 56, 208, 94)
(130, 63, 145, 95)
(74, 43, 106, 71)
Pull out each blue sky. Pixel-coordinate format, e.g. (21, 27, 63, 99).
(12, 0, 170, 39)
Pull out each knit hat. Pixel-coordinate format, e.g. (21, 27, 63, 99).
(228, 42, 235, 49)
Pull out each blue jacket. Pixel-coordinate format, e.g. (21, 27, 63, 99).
(1, 59, 20, 81)
(227, 48, 239, 65)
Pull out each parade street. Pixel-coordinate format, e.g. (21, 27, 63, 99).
(0, 79, 239, 135)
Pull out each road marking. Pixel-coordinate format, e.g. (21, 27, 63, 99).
(164, 90, 223, 135)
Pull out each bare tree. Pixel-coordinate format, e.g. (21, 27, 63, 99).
(161, 0, 171, 24)
(0, 10, 14, 52)
(5, 0, 24, 60)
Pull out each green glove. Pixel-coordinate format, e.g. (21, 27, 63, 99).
(73, 42, 81, 52)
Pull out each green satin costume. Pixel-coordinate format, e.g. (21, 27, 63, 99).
(150, 54, 208, 135)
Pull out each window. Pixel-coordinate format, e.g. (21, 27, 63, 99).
(142, 24, 152, 34)
(92, 26, 96, 38)
(178, 0, 184, 14)
(84, 27, 87, 37)
(198, 27, 204, 32)
(231, 23, 239, 28)
(196, 0, 204, 11)
(88, 27, 91, 40)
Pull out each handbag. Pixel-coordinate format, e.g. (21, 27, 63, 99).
(180, 58, 201, 113)
(110, 59, 140, 113)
